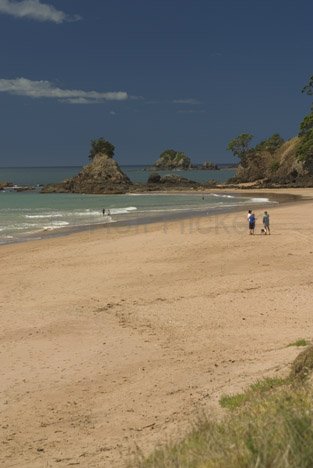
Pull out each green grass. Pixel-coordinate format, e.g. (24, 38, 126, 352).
(219, 377, 286, 410)
(133, 347, 313, 468)
(288, 338, 309, 347)
(219, 392, 248, 410)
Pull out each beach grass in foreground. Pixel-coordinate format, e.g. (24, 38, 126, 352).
(287, 338, 310, 347)
(133, 347, 313, 468)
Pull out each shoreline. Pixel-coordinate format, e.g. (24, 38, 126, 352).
(1, 189, 308, 247)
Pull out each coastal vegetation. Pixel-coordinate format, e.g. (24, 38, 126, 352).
(255, 133, 285, 155)
(226, 76, 313, 186)
(134, 347, 313, 468)
(226, 133, 254, 167)
(296, 75, 313, 164)
(89, 137, 115, 160)
(297, 113, 313, 165)
(227, 133, 285, 167)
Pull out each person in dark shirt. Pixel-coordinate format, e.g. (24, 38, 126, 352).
(263, 211, 270, 235)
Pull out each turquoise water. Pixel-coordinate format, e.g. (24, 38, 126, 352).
(0, 166, 272, 245)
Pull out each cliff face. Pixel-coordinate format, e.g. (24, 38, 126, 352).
(42, 153, 132, 194)
(234, 137, 313, 186)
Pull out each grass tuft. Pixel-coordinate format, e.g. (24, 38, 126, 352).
(220, 377, 285, 410)
(219, 392, 247, 410)
(134, 384, 313, 468)
(132, 348, 313, 468)
(288, 338, 309, 347)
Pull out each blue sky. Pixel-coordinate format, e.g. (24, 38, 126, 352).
(0, 0, 312, 166)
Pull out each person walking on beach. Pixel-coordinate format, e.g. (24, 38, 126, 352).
(102, 208, 106, 216)
(247, 210, 252, 234)
(249, 212, 256, 235)
(263, 211, 270, 235)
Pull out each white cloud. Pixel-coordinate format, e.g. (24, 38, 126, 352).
(0, 0, 80, 23)
(0, 77, 128, 104)
(173, 99, 200, 105)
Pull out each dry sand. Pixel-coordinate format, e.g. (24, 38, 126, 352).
(1, 189, 313, 467)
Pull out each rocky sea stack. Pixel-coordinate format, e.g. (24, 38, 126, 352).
(42, 153, 132, 194)
(153, 149, 191, 170)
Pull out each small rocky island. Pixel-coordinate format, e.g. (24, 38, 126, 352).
(42, 139, 132, 194)
(152, 149, 219, 170)
(153, 149, 191, 170)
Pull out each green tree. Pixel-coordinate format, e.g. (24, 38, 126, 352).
(89, 138, 115, 160)
(297, 76, 313, 164)
(255, 134, 284, 155)
(227, 134, 254, 166)
(299, 113, 313, 137)
(297, 114, 313, 163)
(297, 133, 313, 163)
(302, 74, 313, 97)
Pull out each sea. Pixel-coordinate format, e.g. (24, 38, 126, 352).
(0, 165, 273, 245)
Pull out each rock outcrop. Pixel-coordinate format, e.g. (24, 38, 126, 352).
(153, 150, 219, 171)
(231, 137, 313, 187)
(153, 150, 191, 170)
(0, 181, 13, 190)
(146, 173, 201, 190)
(147, 173, 161, 184)
(191, 161, 219, 170)
(42, 153, 132, 194)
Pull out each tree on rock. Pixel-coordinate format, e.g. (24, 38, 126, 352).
(89, 138, 115, 160)
(155, 149, 191, 169)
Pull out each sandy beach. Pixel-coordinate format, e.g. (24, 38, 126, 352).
(1, 188, 313, 467)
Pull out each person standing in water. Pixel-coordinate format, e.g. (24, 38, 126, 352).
(263, 211, 270, 235)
